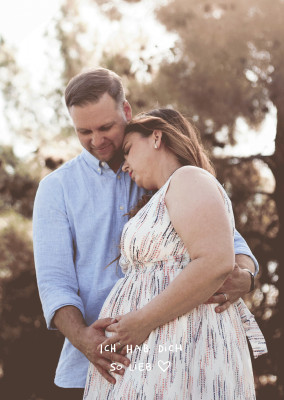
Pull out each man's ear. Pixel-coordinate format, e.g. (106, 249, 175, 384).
(152, 129, 163, 148)
(123, 100, 132, 121)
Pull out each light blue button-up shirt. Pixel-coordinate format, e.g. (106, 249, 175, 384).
(33, 149, 259, 388)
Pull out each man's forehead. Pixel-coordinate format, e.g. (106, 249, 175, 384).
(70, 100, 116, 114)
(70, 102, 121, 127)
(75, 117, 117, 131)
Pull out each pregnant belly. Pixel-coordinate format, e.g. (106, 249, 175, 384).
(99, 266, 184, 319)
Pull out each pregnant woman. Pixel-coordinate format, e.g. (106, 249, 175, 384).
(83, 109, 267, 399)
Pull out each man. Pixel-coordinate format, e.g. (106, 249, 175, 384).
(33, 68, 257, 399)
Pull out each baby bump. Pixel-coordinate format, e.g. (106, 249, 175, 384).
(100, 266, 186, 321)
(98, 275, 136, 319)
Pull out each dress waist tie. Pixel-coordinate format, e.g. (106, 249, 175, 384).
(237, 299, 268, 358)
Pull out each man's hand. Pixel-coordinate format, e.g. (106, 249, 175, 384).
(205, 254, 255, 313)
(77, 318, 130, 385)
(53, 306, 130, 385)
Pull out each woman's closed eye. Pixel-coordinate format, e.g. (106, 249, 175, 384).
(123, 146, 130, 156)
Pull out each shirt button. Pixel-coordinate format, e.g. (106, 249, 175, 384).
(117, 175, 121, 179)
(97, 168, 101, 172)
(120, 206, 124, 210)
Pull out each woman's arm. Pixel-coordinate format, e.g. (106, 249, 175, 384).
(100, 167, 235, 348)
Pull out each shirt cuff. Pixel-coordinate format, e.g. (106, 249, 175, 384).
(234, 248, 259, 276)
(45, 301, 86, 330)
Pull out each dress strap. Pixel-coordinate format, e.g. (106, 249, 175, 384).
(157, 171, 177, 200)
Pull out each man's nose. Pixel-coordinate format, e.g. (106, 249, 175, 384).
(90, 132, 104, 148)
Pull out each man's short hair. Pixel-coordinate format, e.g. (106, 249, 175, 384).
(65, 68, 125, 109)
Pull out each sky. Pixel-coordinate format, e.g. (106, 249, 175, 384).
(0, 0, 64, 154)
(0, 0, 62, 45)
(0, 0, 277, 161)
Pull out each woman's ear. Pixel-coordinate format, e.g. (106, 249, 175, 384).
(152, 129, 163, 149)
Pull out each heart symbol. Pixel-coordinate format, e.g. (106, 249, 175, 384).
(158, 360, 170, 372)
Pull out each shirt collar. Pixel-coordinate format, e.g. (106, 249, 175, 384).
(81, 149, 122, 175)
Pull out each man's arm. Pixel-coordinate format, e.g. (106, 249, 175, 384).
(33, 177, 85, 329)
(234, 229, 258, 274)
(206, 229, 258, 312)
(33, 177, 129, 384)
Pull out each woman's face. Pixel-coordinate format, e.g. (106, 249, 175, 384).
(122, 132, 157, 189)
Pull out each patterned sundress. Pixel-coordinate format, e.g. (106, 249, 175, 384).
(83, 168, 267, 400)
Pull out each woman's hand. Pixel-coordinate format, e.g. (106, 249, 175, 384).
(97, 310, 152, 354)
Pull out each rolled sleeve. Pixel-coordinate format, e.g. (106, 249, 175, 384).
(33, 175, 85, 329)
(233, 229, 259, 275)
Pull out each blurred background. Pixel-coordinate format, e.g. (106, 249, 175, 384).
(0, 0, 283, 398)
